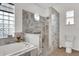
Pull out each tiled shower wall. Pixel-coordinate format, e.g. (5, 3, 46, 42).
(22, 10, 47, 33)
(22, 10, 49, 55)
(49, 7, 59, 51)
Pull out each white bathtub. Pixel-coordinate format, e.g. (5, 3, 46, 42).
(0, 42, 37, 56)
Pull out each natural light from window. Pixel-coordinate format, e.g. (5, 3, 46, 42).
(66, 10, 74, 25)
(0, 3, 15, 38)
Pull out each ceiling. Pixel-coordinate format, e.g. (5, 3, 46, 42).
(35, 3, 79, 8)
(15, 3, 79, 17)
(34, 3, 79, 13)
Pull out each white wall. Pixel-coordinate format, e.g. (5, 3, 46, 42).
(53, 4, 79, 50)
(15, 3, 48, 32)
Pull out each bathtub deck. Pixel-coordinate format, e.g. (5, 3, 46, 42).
(0, 42, 37, 56)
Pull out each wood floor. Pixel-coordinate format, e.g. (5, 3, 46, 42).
(48, 48, 79, 56)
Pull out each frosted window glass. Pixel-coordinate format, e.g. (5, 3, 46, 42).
(4, 21, 8, 24)
(0, 11, 3, 14)
(9, 21, 14, 24)
(4, 24, 8, 28)
(8, 28, 15, 35)
(4, 16, 8, 19)
(4, 12, 8, 15)
(9, 24, 14, 28)
(66, 10, 74, 25)
(66, 18, 74, 24)
(10, 17, 14, 20)
(4, 28, 8, 38)
(9, 14, 14, 17)
(0, 28, 3, 38)
(66, 10, 74, 17)
(0, 15, 3, 19)
(0, 20, 3, 23)
(0, 23, 3, 28)
(0, 3, 15, 38)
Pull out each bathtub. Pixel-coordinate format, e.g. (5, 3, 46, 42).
(0, 42, 37, 56)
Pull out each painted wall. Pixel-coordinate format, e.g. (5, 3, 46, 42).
(57, 5, 79, 50)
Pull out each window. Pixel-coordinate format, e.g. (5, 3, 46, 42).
(0, 3, 15, 38)
(66, 10, 74, 25)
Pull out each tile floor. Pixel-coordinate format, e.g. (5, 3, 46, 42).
(48, 48, 79, 56)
